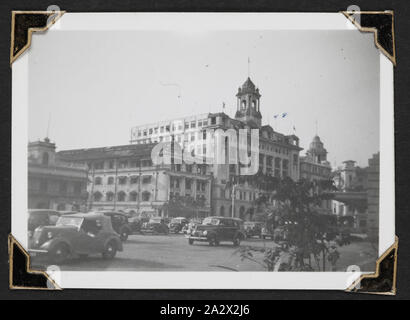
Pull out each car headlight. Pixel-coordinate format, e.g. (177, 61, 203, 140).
(47, 232, 53, 239)
(203, 230, 208, 236)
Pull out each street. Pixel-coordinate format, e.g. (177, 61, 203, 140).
(31, 233, 377, 273)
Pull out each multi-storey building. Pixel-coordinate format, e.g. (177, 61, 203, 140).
(129, 77, 302, 220)
(57, 76, 302, 220)
(332, 160, 369, 233)
(28, 138, 88, 210)
(300, 135, 332, 214)
(58, 143, 212, 217)
(300, 135, 332, 181)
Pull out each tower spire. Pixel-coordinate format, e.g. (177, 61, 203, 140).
(247, 57, 250, 78)
(46, 112, 51, 139)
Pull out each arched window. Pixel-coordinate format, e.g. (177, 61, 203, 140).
(239, 206, 245, 219)
(118, 176, 127, 185)
(117, 191, 126, 202)
(95, 177, 102, 185)
(93, 191, 103, 202)
(220, 206, 225, 217)
(107, 177, 115, 185)
(129, 191, 138, 202)
(252, 100, 256, 109)
(42, 152, 49, 165)
(241, 100, 247, 109)
(142, 191, 151, 202)
(106, 192, 114, 202)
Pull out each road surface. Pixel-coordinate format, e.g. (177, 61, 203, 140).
(31, 233, 377, 272)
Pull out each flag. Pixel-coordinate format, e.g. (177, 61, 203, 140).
(282, 112, 288, 118)
(222, 102, 226, 109)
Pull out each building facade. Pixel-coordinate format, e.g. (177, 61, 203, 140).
(332, 160, 369, 233)
(58, 76, 302, 220)
(28, 138, 88, 210)
(129, 77, 302, 219)
(58, 143, 212, 218)
(299, 135, 332, 214)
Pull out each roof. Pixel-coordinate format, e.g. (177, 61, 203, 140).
(58, 143, 157, 161)
(242, 77, 256, 90)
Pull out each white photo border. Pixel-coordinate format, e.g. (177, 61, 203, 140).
(12, 12, 395, 289)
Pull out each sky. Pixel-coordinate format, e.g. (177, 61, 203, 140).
(28, 29, 380, 167)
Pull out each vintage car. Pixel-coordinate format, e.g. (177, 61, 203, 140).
(182, 219, 203, 235)
(128, 216, 146, 234)
(140, 217, 169, 234)
(100, 211, 133, 241)
(261, 225, 275, 240)
(169, 217, 189, 233)
(187, 216, 245, 246)
(28, 212, 123, 264)
(244, 221, 264, 239)
(28, 209, 63, 238)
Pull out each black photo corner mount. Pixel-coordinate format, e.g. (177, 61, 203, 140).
(10, 11, 65, 65)
(8, 235, 61, 290)
(342, 11, 396, 66)
(346, 237, 398, 296)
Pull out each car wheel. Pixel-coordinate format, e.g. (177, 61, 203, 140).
(50, 243, 70, 264)
(120, 230, 129, 242)
(209, 236, 218, 246)
(102, 241, 117, 259)
(233, 237, 241, 247)
(188, 239, 194, 245)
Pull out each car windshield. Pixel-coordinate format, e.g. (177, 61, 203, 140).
(202, 217, 220, 226)
(56, 216, 84, 229)
(171, 218, 183, 224)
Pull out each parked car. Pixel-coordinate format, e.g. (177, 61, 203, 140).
(182, 219, 203, 235)
(100, 211, 133, 241)
(244, 221, 264, 239)
(187, 216, 245, 246)
(169, 217, 189, 233)
(28, 209, 62, 238)
(128, 216, 146, 234)
(28, 212, 123, 264)
(261, 224, 275, 240)
(141, 217, 169, 234)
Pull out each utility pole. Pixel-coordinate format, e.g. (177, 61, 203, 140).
(88, 164, 95, 211)
(231, 184, 237, 218)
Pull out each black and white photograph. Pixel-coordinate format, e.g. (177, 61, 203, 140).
(10, 12, 396, 290)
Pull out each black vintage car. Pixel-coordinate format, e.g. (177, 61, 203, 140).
(100, 211, 133, 241)
(28, 210, 62, 238)
(141, 217, 169, 235)
(28, 213, 123, 264)
(187, 216, 245, 246)
(169, 217, 189, 233)
(244, 221, 264, 239)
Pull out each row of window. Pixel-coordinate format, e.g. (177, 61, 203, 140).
(93, 190, 151, 202)
(34, 179, 83, 195)
(94, 175, 152, 185)
(91, 159, 153, 170)
(259, 156, 291, 168)
(135, 119, 210, 138)
(170, 177, 207, 192)
(219, 188, 258, 202)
